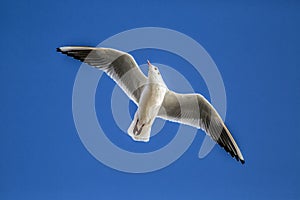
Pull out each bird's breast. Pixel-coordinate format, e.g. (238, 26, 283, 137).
(137, 85, 167, 122)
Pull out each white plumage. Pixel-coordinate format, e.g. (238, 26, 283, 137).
(57, 46, 245, 164)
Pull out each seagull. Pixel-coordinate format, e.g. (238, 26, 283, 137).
(57, 46, 245, 164)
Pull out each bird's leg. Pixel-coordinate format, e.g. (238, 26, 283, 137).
(136, 124, 145, 136)
(133, 119, 139, 135)
(133, 118, 146, 136)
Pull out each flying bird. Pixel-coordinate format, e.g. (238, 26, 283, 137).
(57, 46, 245, 164)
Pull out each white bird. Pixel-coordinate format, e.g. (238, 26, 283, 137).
(57, 46, 245, 164)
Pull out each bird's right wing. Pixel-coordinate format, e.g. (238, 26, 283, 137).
(158, 90, 245, 164)
(57, 46, 147, 105)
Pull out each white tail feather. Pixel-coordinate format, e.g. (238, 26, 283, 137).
(127, 113, 151, 142)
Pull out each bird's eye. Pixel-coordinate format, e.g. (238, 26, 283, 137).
(154, 67, 157, 70)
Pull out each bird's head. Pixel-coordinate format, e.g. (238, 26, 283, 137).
(147, 60, 161, 76)
(147, 60, 166, 86)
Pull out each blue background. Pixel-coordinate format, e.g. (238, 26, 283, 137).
(1, 0, 299, 199)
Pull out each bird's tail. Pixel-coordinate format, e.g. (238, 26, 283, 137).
(127, 113, 151, 142)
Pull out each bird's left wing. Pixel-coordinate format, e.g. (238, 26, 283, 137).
(57, 46, 147, 104)
(157, 90, 245, 164)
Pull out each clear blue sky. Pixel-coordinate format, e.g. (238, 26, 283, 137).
(1, 0, 299, 199)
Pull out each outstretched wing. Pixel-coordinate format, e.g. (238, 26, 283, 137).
(57, 46, 147, 104)
(158, 90, 245, 164)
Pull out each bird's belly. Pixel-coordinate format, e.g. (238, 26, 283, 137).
(138, 86, 166, 123)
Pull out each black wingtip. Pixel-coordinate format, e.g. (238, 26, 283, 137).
(241, 159, 245, 165)
(56, 47, 62, 52)
(57, 47, 68, 55)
